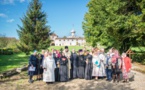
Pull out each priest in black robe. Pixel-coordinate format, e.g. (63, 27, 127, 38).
(59, 53, 68, 82)
(78, 49, 85, 79)
(85, 50, 93, 80)
(70, 49, 78, 79)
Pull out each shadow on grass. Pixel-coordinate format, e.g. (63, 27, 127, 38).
(0, 53, 29, 73)
(0, 71, 28, 84)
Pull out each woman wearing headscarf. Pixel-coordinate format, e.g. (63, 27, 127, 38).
(78, 49, 85, 79)
(28, 50, 38, 83)
(111, 50, 122, 83)
(54, 50, 61, 82)
(121, 53, 131, 83)
(59, 52, 68, 82)
(85, 50, 93, 80)
(92, 48, 100, 80)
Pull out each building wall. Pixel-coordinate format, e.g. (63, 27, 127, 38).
(54, 38, 86, 46)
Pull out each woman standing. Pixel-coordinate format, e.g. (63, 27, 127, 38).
(43, 52, 56, 84)
(121, 53, 131, 83)
(54, 50, 61, 82)
(99, 48, 106, 77)
(78, 49, 85, 79)
(28, 50, 38, 83)
(111, 50, 122, 83)
(59, 52, 68, 82)
(37, 50, 45, 80)
(85, 50, 93, 80)
(92, 49, 100, 80)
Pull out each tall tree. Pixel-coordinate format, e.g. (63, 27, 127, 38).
(83, 0, 145, 52)
(17, 0, 51, 54)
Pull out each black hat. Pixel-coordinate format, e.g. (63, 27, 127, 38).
(65, 46, 68, 49)
(79, 49, 83, 52)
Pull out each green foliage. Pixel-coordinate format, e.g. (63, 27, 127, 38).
(0, 35, 9, 48)
(17, 0, 51, 54)
(83, 0, 145, 52)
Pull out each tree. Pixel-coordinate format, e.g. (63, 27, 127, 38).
(0, 34, 8, 48)
(17, 0, 51, 54)
(83, 0, 145, 52)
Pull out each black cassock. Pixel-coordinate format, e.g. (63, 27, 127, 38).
(70, 52, 78, 79)
(54, 56, 60, 82)
(59, 56, 68, 82)
(78, 55, 85, 79)
(85, 54, 93, 80)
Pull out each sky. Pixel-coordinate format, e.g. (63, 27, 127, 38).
(0, 0, 89, 39)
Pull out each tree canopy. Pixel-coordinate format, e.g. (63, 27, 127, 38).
(83, 0, 145, 52)
(17, 0, 51, 54)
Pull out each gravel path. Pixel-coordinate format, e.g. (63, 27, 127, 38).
(0, 64, 145, 90)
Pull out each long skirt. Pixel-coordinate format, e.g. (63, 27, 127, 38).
(78, 66, 85, 79)
(92, 65, 99, 76)
(85, 64, 92, 80)
(59, 65, 68, 82)
(55, 68, 60, 81)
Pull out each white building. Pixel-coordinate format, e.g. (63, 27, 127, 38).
(50, 29, 86, 46)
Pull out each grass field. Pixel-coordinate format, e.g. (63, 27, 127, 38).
(1, 46, 144, 73)
(48, 46, 84, 51)
(0, 53, 28, 73)
(0, 46, 84, 73)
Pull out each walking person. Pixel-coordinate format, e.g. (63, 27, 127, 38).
(28, 50, 38, 83)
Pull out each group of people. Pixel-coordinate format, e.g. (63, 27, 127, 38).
(28, 46, 132, 84)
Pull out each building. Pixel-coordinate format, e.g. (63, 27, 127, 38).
(50, 29, 86, 46)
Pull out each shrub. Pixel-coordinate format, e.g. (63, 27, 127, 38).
(132, 53, 145, 65)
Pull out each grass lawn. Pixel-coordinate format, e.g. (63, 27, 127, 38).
(48, 46, 84, 51)
(0, 46, 84, 73)
(0, 53, 29, 73)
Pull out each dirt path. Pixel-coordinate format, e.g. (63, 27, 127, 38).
(0, 64, 145, 90)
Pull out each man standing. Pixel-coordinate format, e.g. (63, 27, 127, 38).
(70, 49, 78, 79)
(63, 46, 71, 79)
(43, 52, 56, 84)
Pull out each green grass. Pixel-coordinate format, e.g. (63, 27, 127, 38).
(48, 46, 84, 51)
(0, 46, 84, 73)
(0, 53, 29, 73)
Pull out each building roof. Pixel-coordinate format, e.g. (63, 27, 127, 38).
(51, 33, 58, 37)
(55, 37, 85, 40)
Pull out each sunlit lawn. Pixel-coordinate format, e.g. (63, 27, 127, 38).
(0, 46, 84, 73)
(0, 53, 29, 73)
(49, 46, 84, 51)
